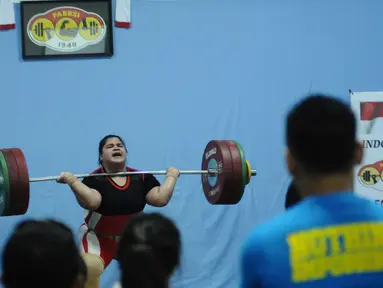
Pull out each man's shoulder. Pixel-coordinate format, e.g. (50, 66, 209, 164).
(242, 195, 383, 251)
(349, 193, 383, 216)
(243, 210, 296, 251)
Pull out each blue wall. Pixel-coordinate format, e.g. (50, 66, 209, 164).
(0, 0, 382, 287)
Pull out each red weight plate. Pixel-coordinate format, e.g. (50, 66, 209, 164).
(224, 140, 245, 204)
(201, 140, 233, 204)
(11, 148, 30, 215)
(2, 149, 29, 216)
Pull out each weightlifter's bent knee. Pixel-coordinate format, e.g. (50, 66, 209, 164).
(82, 253, 105, 280)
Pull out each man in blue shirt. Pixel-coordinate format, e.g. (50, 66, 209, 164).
(240, 94, 383, 287)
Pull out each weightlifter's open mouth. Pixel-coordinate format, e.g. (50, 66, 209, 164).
(112, 151, 123, 157)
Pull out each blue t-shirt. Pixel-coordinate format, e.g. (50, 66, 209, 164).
(240, 192, 383, 287)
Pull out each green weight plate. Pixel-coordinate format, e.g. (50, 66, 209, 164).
(0, 152, 10, 216)
(233, 141, 247, 188)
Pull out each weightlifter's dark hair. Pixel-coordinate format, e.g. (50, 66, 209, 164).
(1, 219, 85, 288)
(286, 94, 356, 175)
(98, 134, 127, 165)
(116, 212, 181, 288)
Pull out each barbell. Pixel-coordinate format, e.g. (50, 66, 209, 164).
(0, 140, 257, 216)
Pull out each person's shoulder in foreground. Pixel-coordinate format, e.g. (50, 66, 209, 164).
(240, 193, 383, 288)
(240, 93, 383, 287)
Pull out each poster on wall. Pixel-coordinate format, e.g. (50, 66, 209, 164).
(20, 0, 114, 59)
(350, 91, 383, 207)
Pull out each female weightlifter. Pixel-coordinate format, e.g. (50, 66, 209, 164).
(114, 212, 181, 288)
(57, 135, 180, 288)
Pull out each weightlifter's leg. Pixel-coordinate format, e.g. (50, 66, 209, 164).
(82, 253, 104, 288)
(79, 225, 115, 288)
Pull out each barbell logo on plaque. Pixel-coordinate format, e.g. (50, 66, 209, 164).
(27, 6, 106, 52)
(358, 160, 383, 190)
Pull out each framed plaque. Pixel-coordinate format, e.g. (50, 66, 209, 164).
(20, 0, 114, 59)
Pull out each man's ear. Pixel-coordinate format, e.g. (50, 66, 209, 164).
(285, 147, 296, 175)
(354, 141, 364, 165)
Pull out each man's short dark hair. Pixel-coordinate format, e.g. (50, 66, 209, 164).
(286, 94, 356, 174)
(2, 219, 83, 288)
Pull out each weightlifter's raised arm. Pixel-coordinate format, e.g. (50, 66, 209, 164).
(145, 167, 180, 207)
(57, 172, 101, 210)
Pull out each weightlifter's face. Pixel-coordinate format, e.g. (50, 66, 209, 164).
(101, 137, 127, 165)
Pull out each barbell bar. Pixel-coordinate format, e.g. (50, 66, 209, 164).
(0, 140, 257, 216)
(29, 169, 258, 182)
